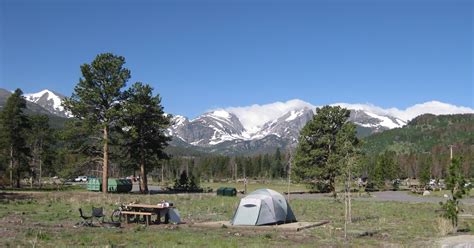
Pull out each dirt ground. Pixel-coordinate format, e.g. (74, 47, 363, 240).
(438, 235, 474, 247)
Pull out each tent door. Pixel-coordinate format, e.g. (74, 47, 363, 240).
(232, 198, 261, 225)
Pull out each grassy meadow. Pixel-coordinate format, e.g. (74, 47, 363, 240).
(1, 188, 473, 247)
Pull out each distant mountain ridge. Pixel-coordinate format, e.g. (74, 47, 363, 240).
(167, 100, 473, 154)
(0, 88, 67, 129)
(24, 89, 71, 118)
(1, 88, 473, 155)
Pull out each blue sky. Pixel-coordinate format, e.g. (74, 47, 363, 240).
(1, 0, 472, 118)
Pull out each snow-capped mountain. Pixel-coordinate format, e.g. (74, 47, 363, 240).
(169, 110, 246, 146)
(255, 107, 314, 143)
(168, 99, 473, 152)
(348, 110, 406, 132)
(24, 89, 71, 118)
(168, 107, 405, 149)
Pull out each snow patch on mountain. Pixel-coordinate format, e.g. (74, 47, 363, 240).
(285, 110, 305, 121)
(211, 110, 231, 119)
(224, 99, 314, 135)
(364, 112, 402, 129)
(24, 89, 72, 117)
(25, 89, 63, 111)
(172, 115, 187, 126)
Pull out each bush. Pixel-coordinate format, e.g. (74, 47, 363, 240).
(173, 170, 203, 192)
(308, 180, 331, 193)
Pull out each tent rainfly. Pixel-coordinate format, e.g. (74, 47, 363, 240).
(231, 188, 296, 226)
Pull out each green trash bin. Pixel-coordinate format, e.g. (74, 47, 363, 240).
(216, 187, 236, 196)
(223, 187, 237, 196)
(216, 187, 226, 196)
(87, 178, 101, 191)
(87, 178, 132, 193)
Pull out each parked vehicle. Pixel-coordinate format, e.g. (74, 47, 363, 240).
(74, 176, 88, 182)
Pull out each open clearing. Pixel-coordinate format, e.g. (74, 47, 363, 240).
(1, 190, 474, 247)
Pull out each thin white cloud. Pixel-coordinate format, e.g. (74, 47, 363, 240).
(210, 99, 473, 133)
(223, 99, 314, 133)
(332, 101, 474, 121)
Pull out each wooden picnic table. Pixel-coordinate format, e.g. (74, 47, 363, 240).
(121, 203, 174, 226)
(126, 203, 174, 209)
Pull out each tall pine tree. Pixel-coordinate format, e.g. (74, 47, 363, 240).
(28, 115, 54, 187)
(0, 89, 31, 188)
(293, 105, 357, 198)
(63, 53, 130, 193)
(120, 82, 171, 193)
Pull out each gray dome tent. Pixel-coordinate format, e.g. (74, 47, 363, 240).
(231, 188, 296, 226)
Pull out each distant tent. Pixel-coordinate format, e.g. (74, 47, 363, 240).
(231, 188, 296, 226)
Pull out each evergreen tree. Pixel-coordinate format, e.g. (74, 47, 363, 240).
(419, 157, 432, 186)
(440, 157, 469, 232)
(272, 148, 283, 178)
(63, 53, 130, 193)
(28, 115, 54, 187)
(371, 151, 399, 189)
(120, 82, 171, 193)
(0, 89, 31, 188)
(293, 106, 357, 197)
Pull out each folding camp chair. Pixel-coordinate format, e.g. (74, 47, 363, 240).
(78, 208, 93, 226)
(78, 207, 105, 226)
(91, 207, 105, 224)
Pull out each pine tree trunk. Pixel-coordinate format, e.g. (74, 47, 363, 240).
(16, 162, 20, 188)
(31, 144, 37, 189)
(161, 163, 164, 184)
(39, 140, 42, 189)
(102, 126, 109, 193)
(139, 140, 148, 194)
(139, 160, 148, 194)
(348, 170, 352, 223)
(10, 145, 13, 188)
(235, 162, 238, 183)
(331, 177, 337, 199)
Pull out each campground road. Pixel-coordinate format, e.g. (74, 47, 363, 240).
(130, 184, 474, 205)
(287, 191, 474, 205)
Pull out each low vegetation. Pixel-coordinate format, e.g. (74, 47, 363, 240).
(1, 190, 473, 247)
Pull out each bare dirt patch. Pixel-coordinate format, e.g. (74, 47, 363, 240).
(438, 235, 474, 247)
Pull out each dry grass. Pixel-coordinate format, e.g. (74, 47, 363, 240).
(434, 217, 455, 236)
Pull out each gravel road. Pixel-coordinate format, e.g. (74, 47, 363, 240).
(131, 184, 474, 205)
(286, 191, 474, 205)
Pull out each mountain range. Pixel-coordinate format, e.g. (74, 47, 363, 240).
(167, 99, 472, 154)
(1, 88, 473, 155)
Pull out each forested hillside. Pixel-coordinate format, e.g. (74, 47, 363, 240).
(362, 114, 474, 179)
(364, 114, 473, 155)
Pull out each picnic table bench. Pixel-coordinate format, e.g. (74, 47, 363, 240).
(120, 211, 153, 225)
(120, 203, 175, 226)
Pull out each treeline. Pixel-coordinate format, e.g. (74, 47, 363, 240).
(155, 148, 289, 182)
(0, 89, 57, 187)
